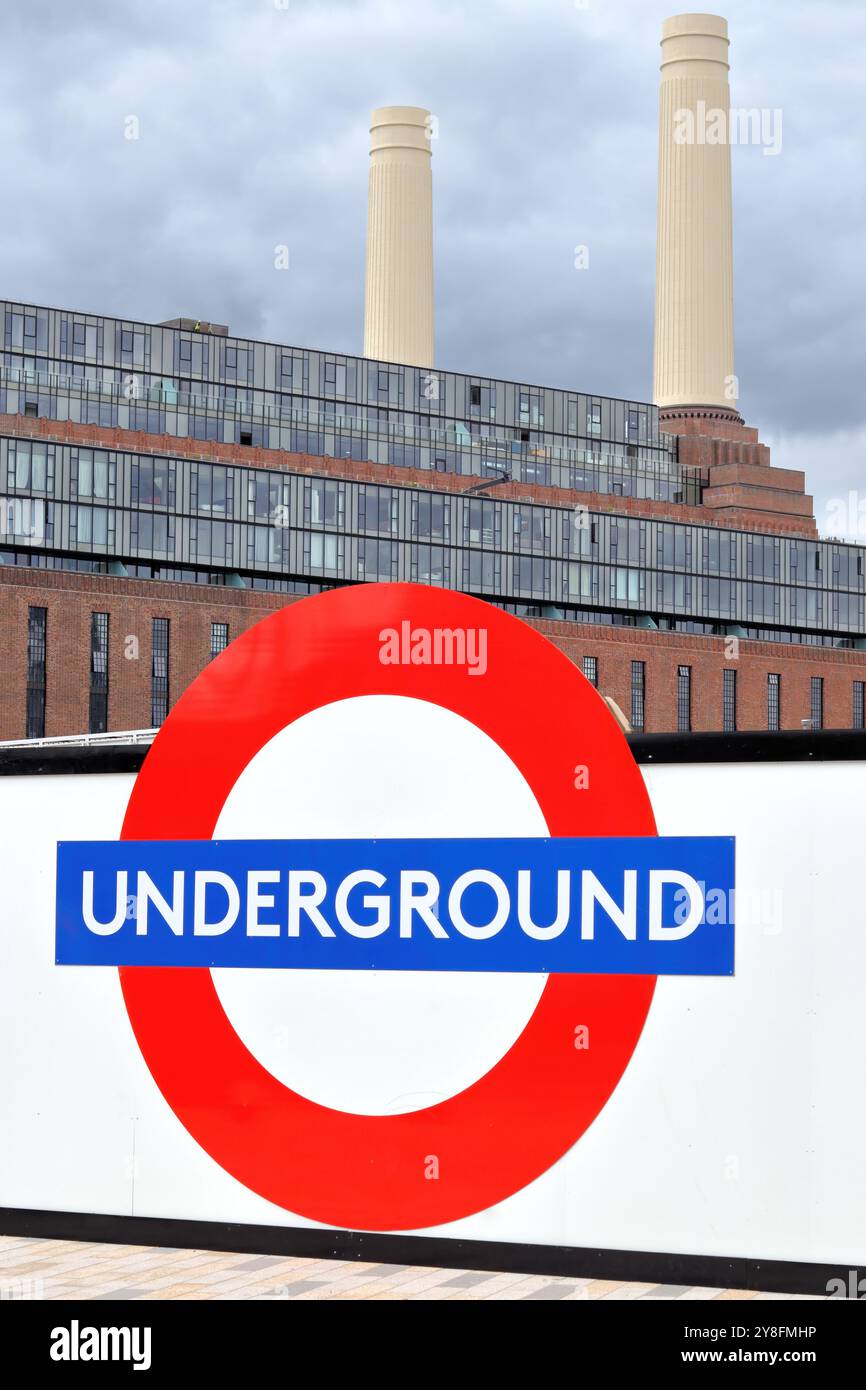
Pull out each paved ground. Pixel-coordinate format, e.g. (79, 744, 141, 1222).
(0, 1235, 824, 1301)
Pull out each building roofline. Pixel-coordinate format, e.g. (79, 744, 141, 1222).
(0, 292, 662, 416)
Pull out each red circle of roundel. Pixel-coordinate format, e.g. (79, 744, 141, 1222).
(119, 583, 656, 1231)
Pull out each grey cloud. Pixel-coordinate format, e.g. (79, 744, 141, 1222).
(1, 0, 864, 508)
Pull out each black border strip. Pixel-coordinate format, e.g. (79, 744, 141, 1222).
(0, 743, 148, 776)
(0, 1206, 855, 1297)
(3, 729, 866, 776)
(630, 729, 866, 763)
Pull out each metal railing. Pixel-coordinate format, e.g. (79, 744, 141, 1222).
(0, 728, 157, 750)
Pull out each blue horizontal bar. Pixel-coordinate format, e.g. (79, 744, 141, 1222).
(56, 836, 735, 976)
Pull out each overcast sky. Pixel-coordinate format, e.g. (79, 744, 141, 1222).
(2, 0, 864, 535)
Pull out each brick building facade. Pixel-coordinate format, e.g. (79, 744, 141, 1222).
(3, 541, 864, 741)
(1, 299, 864, 741)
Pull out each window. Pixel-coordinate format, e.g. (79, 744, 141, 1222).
(414, 544, 449, 586)
(359, 485, 395, 534)
(76, 450, 111, 500)
(309, 533, 338, 570)
(133, 458, 174, 508)
(310, 479, 339, 526)
(810, 676, 824, 731)
(723, 668, 737, 732)
(12, 440, 49, 491)
(250, 473, 286, 524)
(26, 606, 47, 739)
(194, 519, 227, 562)
(151, 618, 170, 727)
(631, 661, 645, 732)
(196, 465, 228, 514)
(612, 567, 639, 603)
(582, 655, 598, 688)
(768, 673, 781, 731)
(854, 681, 865, 731)
(3, 495, 45, 542)
(677, 665, 692, 733)
(74, 506, 110, 547)
(89, 612, 109, 734)
(210, 622, 229, 661)
(513, 506, 545, 551)
(470, 384, 481, 406)
(134, 512, 171, 554)
(359, 538, 396, 581)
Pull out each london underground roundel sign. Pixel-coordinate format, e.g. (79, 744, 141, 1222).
(55, 583, 735, 1231)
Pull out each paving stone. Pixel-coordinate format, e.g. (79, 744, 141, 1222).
(253, 1277, 329, 1297)
(90, 1287, 151, 1300)
(522, 1283, 580, 1300)
(0, 1236, 827, 1302)
(228, 1255, 290, 1272)
(439, 1270, 499, 1288)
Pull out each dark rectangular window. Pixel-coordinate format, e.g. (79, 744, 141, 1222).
(210, 621, 229, 661)
(768, 673, 781, 731)
(89, 612, 109, 734)
(630, 660, 645, 732)
(810, 676, 824, 731)
(854, 681, 864, 731)
(677, 665, 692, 733)
(151, 618, 170, 727)
(723, 668, 737, 732)
(26, 606, 47, 738)
(582, 655, 598, 688)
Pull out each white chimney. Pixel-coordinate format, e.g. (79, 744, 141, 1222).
(363, 106, 434, 369)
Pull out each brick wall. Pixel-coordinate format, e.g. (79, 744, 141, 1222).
(2, 566, 864, 740)
(662, 412, 818, 536)
(0, 567, 294, 738)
